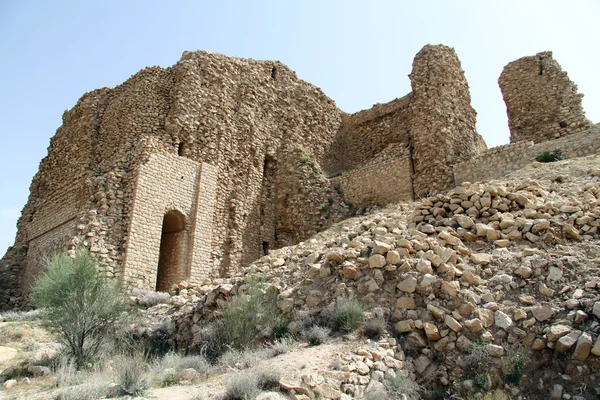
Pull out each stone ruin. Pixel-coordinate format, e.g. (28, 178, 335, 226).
(0, 45, 595, 306)
(499, 51, 591, 144)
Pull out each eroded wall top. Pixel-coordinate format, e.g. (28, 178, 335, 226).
(499, 51, 591, 144)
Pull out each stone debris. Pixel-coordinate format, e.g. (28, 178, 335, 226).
(127, 158, 600, 399)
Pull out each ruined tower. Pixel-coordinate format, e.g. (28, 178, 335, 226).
(499, 51, 591, 144)
(1, 44, 488, 307)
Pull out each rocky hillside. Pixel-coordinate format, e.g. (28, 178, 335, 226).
(3, 155, 600, 400)
(149, 155, 600, 399)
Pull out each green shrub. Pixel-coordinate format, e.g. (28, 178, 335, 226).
(267, 335, 297, 356)
(504, 352, 525, 384)
(305, 325, 330, 346)
(219, 280, 284, 350)
(30, 250, 126, 369)
(299, 154, 310, 164)
(152, 352, 211, 386)
(327, 298, 365, 333)
(0, 309, 45, 322)
(535, 148, 563, 163)
(363, 319, 386, 340)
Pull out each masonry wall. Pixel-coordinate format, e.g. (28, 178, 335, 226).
(326, 95, 412, 173)
(122, 154, 217, 290)
(454, 126, 600, 184)
(499, 51, 591, 144)
(410, 45, 486, 198)
(331, 143, 413, 206)
(1, 50, 351, 305)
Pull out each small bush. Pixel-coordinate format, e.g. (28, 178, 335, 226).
(0, 309, 45, 322)
(504, 352, 525, 384)
(225, 372, 261, 400)
(305, 325, 330, 346)
(267, 336, 297, 357)
(132, 289, 170, 307)
(256, 369, 281, 391)
(30, 250, 126, 369)
(153, 352, 211, 386)
(219, 348, 262, 370)
(363, 319, 386, 340)
(536, 148, 563, 163)
(327, 298, 365, 333)
(145, 319, 177, 356)
(384, 375, 422, 400)
(299, 154, 310, 164)
(53, 358, 111, 400)
(113, 351, 150, 396)
(219, 280, 284, 350)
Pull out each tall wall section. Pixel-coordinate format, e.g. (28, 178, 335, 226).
(326, 45, 486, 207)
(1, 51, 350, 304)
(499, 51, 591, 144)
(409, 45, 486, 198)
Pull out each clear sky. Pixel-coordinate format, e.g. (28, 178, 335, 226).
(1, 1, 599, 255)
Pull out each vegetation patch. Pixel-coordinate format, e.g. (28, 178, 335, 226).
(536, 148, 563, 163)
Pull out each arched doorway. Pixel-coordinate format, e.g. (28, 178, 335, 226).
(156, 210, 186, 291)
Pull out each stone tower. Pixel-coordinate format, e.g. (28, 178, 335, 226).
(499, 51, 591, 144)
(409, 45, 485, 198)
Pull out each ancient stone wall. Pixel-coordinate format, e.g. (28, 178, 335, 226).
(409, 45, 486, 198)
(1, 44, 497, 306)
(121, 154, 217, 290)
(454, 125, 600, 185)
(1, 50, 350, 304)
(326, 95, 412, 173)
(499, 51, 591, 144)
(331, 143, 413, 206)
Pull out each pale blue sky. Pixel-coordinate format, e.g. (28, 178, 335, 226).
(1, 1, 599, 254)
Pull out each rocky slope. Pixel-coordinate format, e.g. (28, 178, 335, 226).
(150, 155, 600, 399)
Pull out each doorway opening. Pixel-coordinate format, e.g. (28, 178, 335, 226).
(156, 210, 186, 291)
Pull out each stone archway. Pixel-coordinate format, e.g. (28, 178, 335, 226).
(156, 210, 186, 291)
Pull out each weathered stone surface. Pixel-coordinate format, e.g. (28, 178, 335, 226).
(532, 304, 555, 321)
(397, 277, 417, 293)
(572, 332, 593, 361)
(555, 331, 581, 352)
(470, 253, 493, 265)
(369, 255, 386, 269)
(445, 315, 462, 332)
(494, 310, 513, 331)
(423, 322, 441, 341)
(547, 324, 571, 342)
(396, 297, 417, 310)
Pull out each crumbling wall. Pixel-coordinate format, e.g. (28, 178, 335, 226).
(1, 50, 349, 304)
(326, 95, 412, 173)
(499, 51, 591, 144)
(2, 44, 493, 306)
(410, 45, 485, 198)
(454, 126, 600, 185)
(331, 143, 413, 206)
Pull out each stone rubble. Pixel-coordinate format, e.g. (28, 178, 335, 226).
(129, 157, 600, 399)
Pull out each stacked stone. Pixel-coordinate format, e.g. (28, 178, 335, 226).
(409, 45, 486, 198)
(499, 51, 591, 144)
(331, 143, 413, 206)
(155, 165, 600, 396)
(1, 49, 352, 302)
(454, 126, 600, 185)
(328, 94, 412, 173)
